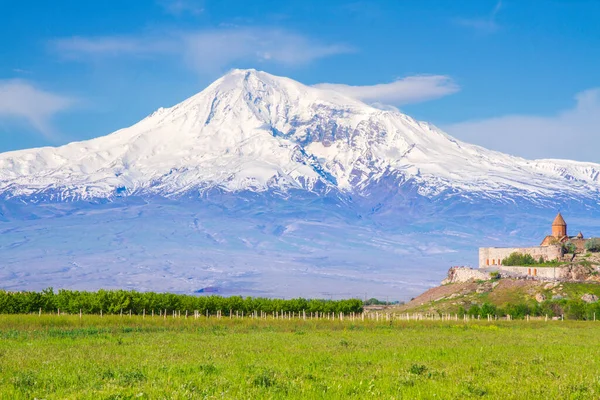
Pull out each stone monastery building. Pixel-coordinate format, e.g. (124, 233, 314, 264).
(479, 212, 588, 268)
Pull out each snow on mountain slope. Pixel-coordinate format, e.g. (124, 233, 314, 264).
(1, 69, 600, 201)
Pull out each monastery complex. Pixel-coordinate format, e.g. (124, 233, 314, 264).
(479, 213, 590, 269)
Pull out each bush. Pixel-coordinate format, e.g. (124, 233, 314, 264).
(480, 302, 497, 317)
(563, 241, 577, 254)
(566, 300, 586, 320)
(504, 303, 531, 319)
(467, 305, 481, 317)
(585, 238, 600, 252)
(502, 252, 536, 266)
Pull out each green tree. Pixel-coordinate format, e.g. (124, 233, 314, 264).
(562, 241, 577, 254)
(585, 238, 600, 253)
(502, 252, 536, 266)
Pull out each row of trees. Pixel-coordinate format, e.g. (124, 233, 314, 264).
(0, 288, 363, 315)
(459, 299, 600, 320)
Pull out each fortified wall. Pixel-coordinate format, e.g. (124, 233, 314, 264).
(479, 246, 562, 268)
(494, 265, 561, 280)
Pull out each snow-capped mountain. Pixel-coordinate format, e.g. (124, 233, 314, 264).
(2, 70, 600, 298)
(1, 69, 599, 202)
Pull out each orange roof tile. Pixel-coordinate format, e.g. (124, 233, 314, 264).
(552, 212, 566, 227)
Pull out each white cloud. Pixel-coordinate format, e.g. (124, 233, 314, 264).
(182, 28, 353, 72)
(444, 88, 600, 163)
(50, 28, 353, 73)
(0, 80, 74, 138)
(454, 0, 502, 33)
(51, 36, 175, 58)
(157, 0, 204, 16)
(313, 75, 459, 105)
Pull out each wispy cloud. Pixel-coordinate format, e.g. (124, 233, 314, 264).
(51, 36, 175, 59)
(0, 80, 74, 138)
(50, 27, 353, 73)
(444, 88, 600, 163)
(182, 28, 353, 72)
(314, 75, 459, 106)
(157, 0, 204, 16)
(454, 1, 503, 34)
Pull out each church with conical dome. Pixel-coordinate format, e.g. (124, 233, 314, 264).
(540, 212, 587, 249)
(479, 212, 590, 268)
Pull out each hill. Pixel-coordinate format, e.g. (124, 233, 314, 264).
(395, 260, 600, 316)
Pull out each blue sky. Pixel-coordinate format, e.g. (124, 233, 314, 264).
(1, 0, 599, 161)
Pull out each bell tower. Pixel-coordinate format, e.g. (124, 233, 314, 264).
(552, 212, 567, 238)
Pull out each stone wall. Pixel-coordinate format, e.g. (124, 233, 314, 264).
(442, 267, 491, 284)
(496, 266, 560, 280)
(497, 264, 600, 281)
(478, 245, 562, 268)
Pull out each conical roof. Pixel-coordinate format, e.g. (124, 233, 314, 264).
(552, 212, 567, 226)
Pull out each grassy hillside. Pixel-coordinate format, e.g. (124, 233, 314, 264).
(1, 315, 600, 399)
(395, 278, 600, 316)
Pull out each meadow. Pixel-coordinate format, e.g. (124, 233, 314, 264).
(0, 315, 599, 399)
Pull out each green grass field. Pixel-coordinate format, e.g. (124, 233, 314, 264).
(1, 315, 599, 399)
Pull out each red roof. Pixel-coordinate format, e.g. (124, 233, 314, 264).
(552, 212, 566, 227)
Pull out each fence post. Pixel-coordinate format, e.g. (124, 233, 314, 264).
(39, 308, 41, 317)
